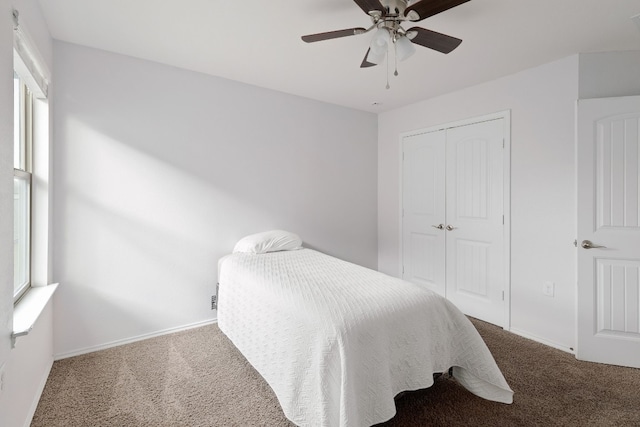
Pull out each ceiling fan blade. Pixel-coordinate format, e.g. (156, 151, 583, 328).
(301, 27, 367, 43)
(407, 27, 462, 53)
(404, 0, 470, 21)
(352, 0, 386, 16)
(360, 49, 377, 68)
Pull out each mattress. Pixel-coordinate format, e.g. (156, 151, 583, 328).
(217, 248, 513, 427)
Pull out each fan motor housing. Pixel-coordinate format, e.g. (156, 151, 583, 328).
(379, 0, 408, 17)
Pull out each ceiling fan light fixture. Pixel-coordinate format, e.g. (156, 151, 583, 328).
(395, 35, 416, 61)
(300, 0, 469, 73)
(370, 27, 391, 54)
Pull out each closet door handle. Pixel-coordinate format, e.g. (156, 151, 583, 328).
(446, 225, 457, 231)
(581, 240, 606, 249)
(432, 224, 444, 230)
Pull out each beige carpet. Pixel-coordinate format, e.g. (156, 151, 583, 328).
(32, 319, 640, 426)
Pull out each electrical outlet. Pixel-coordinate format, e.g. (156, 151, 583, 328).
(211, 295, 217, 310)
(542, 282, 555, 297)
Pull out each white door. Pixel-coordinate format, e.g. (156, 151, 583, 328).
(445, 119, 505, 326)
(402, 130, 446, 296)
(577, 96, 640, 368)
(402, 118, 506, 326)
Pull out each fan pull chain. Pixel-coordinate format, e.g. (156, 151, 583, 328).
(386, 44, 390, 89)
(394, 43, 399, 77)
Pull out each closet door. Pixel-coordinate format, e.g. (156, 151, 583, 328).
(445, 119, 505, 326)
(402, 131, 446, 296)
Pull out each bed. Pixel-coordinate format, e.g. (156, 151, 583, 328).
(217, 231, 513, 427)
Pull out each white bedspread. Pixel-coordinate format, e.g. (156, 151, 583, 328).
(217, 249, 513, 427)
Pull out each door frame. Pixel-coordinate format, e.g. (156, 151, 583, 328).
(399, 110, 512, 329)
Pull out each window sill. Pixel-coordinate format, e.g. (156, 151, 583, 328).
(12, 283, 59, 348)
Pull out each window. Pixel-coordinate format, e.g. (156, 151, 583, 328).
(14, 72, 33, 302)
(12, 8, 50, 306)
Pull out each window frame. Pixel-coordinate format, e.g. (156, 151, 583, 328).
(13, 74, 34, 303)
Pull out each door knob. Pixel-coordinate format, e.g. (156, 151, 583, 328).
(432, 224, 444, 230)
(581, 240, 606, 249)
(446, 225, 457, 231)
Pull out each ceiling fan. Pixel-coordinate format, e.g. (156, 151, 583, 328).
(301, 0, 470, 68)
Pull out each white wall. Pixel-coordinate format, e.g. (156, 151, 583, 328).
(578, 50, 640, 99)
(0, 0, 15, 379)
(52, 41, 378, 358)
(378, 55, 580, 350)
(0, 304, 54, 427)
(0, 1, 54, 426)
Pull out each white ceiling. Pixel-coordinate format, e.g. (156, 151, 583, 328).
(37, 0, 640, 113)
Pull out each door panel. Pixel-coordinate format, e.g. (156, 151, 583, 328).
(402, 131, 446, 296)
(446, 119, 504, 326)
(454, 239, 490, 298)
(577, 96, 640, 368)
(595, 259, 640, 336)
(596, 115, 640, 229)
(408, 232, 438, 285)
(456, 138, 489, 220)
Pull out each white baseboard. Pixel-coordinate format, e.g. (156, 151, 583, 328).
(508, 327, 574, 354)
(23, 358, 54, 427)
(54, 318, 218, 360)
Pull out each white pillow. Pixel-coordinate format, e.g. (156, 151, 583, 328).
(233, 230, 303, 254)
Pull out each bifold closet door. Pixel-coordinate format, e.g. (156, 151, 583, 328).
(445, 119, 505, 326)
(402, 130, 446, 297)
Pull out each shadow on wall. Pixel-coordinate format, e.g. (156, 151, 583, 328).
(55, 42, 378, 265)
(51, 42, 378, 356)
(54, 181, 220, 354)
